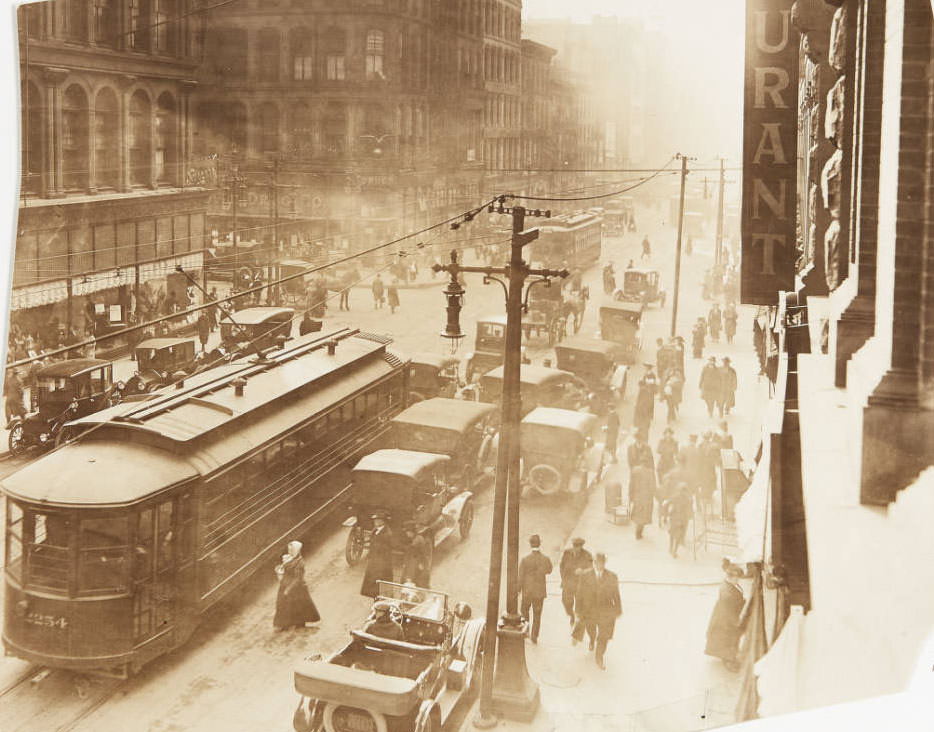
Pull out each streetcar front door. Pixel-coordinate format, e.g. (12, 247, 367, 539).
(132, 499, 177, 646)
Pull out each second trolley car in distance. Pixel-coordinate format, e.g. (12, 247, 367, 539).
(2, 327, 409, 677)
(529, 211, 603, 271)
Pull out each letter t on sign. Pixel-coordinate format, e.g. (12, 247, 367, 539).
(751, 233, 786, 276)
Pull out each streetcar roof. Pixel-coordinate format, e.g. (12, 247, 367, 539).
(476, 314, 508, 326)
(352, 449, 450, 478)
(136, 337, 195, 350)
(391, 398, 496, 432)
(600, 301, 644, 314)
(2, 440, 197, 506)
(624, 268, 659, 277)
(35, 358, 112, 378)
(66, 328, 396, 446)
(521, 407, 598, 435)
(223, 306, 295, 325)
(480, 364, 575, 386)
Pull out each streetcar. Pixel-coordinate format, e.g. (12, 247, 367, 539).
(2, 327, 409, 677)
(528, 211, 603, 271)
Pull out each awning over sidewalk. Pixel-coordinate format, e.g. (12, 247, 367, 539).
(734, 435, 771, 564)
(754, 605, 804, 717)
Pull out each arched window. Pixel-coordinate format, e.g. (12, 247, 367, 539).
(68, 0, 90, 42)
(155, 93, 177, 184)
(290, 29, 312, 81)
(324, 27, 346, 81)
(365, 30, 385, 80)
(260, 105, 279, 152)
(62, 85, 90, 191)
(94, 88, 119, 189)
(128, 91, 151, 186)
(323, 102, 346, 155)
(289, 101, 311, 157)
(94, 0, 119, 48)
(258, 29, 280, 82)
(21, 80, 42, 194)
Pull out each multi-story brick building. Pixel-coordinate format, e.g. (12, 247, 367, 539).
(13, 0, 209, 347)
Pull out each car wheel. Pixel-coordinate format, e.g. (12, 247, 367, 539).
(8, 423, 26, 456)
(528, 464, 562, 495)
(458, 499, 474, 540)
(345, 526, 366, 566)
(146, 382, 160, 394)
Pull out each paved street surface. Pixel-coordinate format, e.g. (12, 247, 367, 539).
(0, 203, 768, 731)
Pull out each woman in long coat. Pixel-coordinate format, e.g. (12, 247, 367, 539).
(274, 541, 321, 630)
(361, 514, 395, 598)
(705, 561, 745, 670)
(629, 464, 656, 539)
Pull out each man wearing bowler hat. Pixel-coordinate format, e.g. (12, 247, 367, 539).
(518, 534, 553, 644)
(360, 511, 395, 598)
(559, 537, 592, 627)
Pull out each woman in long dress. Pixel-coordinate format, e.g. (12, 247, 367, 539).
(705, 561, 745, 670)
(274, 541, 321, 631)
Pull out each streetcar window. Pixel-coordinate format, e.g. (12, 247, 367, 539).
(5, 500, 23, 583)
(78, 515, 128, 593)
(388, 374, 404, 406)
(327, 409, 341, 435)
(25, 510, 72, 593)
(134, 508, 154, 580)
(281, 434, 300, 460)
(366, 391, 379, 416)
(156, 501, 174, 571)
(354, 395, 367, 420)
(341, 402, 354, 423)
(377, 383, 390, 411)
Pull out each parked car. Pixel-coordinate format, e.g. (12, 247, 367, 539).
(343, 449, 474, 566)
(407, 353, 461, 402)
(7, 359, 124, 454)
(478, 364, 591, 417)
(519, 407, 602, 496)
(125, 338, 199, 394)
(553, 337, 629, 411)
(278, 259, 317, 304)
(614, 267, 666, 308)
(463, 315, 529, 383)
(598, 300, 644, 364)
(382, 398, 498, 489)
(220, 306, 295, 353)
(292, 581, 484, 732)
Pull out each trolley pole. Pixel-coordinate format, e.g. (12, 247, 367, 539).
(434, 200, 565, 728)
(670, 153, 692, 338)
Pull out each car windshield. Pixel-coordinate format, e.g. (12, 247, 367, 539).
(377, 581, 447, 622)
(479, 323, 504, 339)
(624, 271, 646, 288)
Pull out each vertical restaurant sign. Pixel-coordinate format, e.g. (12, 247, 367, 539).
(741, 1, 799, 304)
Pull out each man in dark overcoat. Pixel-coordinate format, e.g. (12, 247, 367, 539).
(559, 537, 592, 626)
(360, 513, 395, 598)
(571, 553, 622, 669)
(705, 560, 745, 670)
(518, 534, 553, 644)
(629, 464, 656, 539)
(699, 356, 721, 417)
(633, 366, 658, 435)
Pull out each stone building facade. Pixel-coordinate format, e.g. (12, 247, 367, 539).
(13, 0, 209, 346)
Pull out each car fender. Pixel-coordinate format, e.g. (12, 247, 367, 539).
(413, 700, 439, 732)
(342, 516, 358, 528)
(442, 491, 473, 521)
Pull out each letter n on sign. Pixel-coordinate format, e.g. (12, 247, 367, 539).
(740, 3, 799, 305)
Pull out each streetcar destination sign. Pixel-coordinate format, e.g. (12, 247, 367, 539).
(740, 1, 800, 304)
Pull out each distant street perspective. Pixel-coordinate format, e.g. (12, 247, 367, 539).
(2, 2, 934, 732)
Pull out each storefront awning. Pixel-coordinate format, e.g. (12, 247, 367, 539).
(10, 279, 69, 310)
(754, 605, 804, 717)
(734, 434, 772, 564)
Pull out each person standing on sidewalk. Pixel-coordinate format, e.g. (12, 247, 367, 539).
(718, 357, 738, 417)
(604, 409, 621, 464)
(518, 534, 553, 644)
(662, 369, 683, 423)
(666, 484, 694, 558)
(705, 559, 745, 671)
(387, 280, 400, 315)
(640, 235, 652, 262)
(723, 302, 738, 344)
(678, 434, 702, 496)
(708, 303, 722, 343)
(656, 427, 679, 484)
(699, 356, 722, 417)
(559, 537, 592, 626)
(692, 317, 707, 359)
(197, 311, 211, 353)
(627, 429, 655, 474)
(633, 366, 658, 435)
(572, 552, 622, 670)
(4, 369, 25, 427)
(371, 274, 385, 309)
(629, 463, 656, 540)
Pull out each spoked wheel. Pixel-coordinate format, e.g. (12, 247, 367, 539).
(458, 499, 474, 539)
(345, 526, 367, 565)
(8, 423, 26, 456)
(527, 464, 563, 496)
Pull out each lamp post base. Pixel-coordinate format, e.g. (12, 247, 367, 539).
(491, 621, 540, 722)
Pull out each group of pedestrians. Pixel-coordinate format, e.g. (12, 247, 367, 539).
(370, 274, 401, 314)
(692, 301, 738, 358)
(698, 356, 738, 417)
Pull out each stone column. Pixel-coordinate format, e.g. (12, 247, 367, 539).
(117, 75, 136, 192)
(179, 80, 198, 187)
(42, 67, 68, 197)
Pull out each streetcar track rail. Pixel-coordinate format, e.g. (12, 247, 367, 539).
(0, 666, 36, 699)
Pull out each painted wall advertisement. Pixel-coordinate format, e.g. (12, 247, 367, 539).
(741, 1, 800, 304)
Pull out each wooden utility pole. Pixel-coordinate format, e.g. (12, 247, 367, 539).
(670, 153, 692, 338)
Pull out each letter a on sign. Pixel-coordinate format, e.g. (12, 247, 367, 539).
(741, 2, 799, 305)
